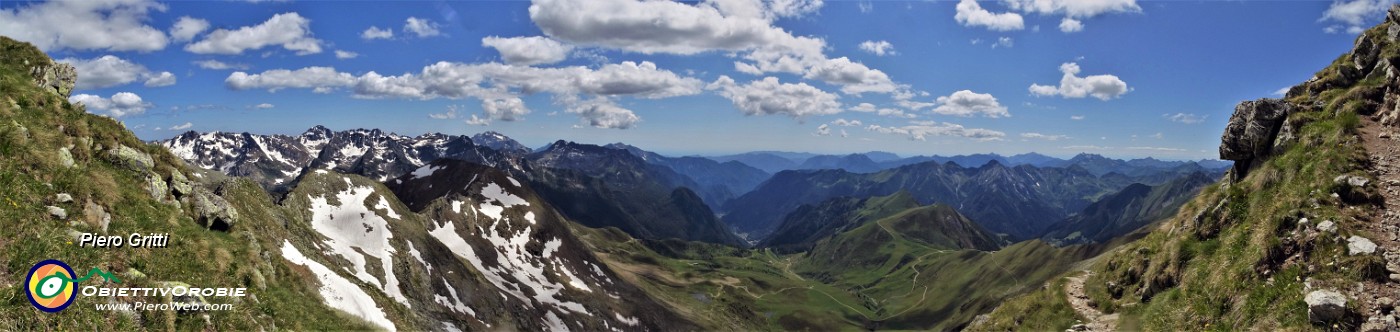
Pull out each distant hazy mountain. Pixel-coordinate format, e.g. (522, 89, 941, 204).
(862, 151, 902, 162)
(605, 143, 770, 209)
(711, 151, 1230, 179)
(796, 153, 883, 173)
(526, 141, 744, 246)
(724, 160, 1153, 241)
(708, 152, 807, 173)
(1040, 171, 1214, 246)
(470, 131, 529, 154)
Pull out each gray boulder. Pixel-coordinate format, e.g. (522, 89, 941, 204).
(1305, 290, 1348, 323)
(55, 193, 72, 203)
(83, 200, 111, 232)
(46, 206, 66, 220)
(1220, 99, 1295, 179)
(1336, 174, 1371, 188)
(1354, 32, 1381, 72)
(1349, 236, 1378, 255)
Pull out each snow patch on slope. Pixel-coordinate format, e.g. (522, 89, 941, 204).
(306, 178, 410, 307)
(280, 240, 396, 332)
(432, 277, 476, 316)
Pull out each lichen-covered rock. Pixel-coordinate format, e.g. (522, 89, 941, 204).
(107, 145, 154, 173)
(169, 171, 192, 198)
(58, 147, 74, 168)
(1306, 290, 1348, 323)
(192, 190, 238, 231)
(1220, 99, 1295, 179)
(55, 193, 72, 203)
(146, 174, 168, 201)
(28, 62, 76, 98)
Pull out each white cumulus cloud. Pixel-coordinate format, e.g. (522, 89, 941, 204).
(195, 60, 250, 70)
(361, 26, 393, 40)
(858, 40, 896, 56)
(568, 99, 640, 129)
(404, 17, 442, 37)
(954, 0, 1024, 31)
(803, 57, 898, 94)
(69, 92, 150, 117)
(850, 102, 916, 118)
(1320, 0, 1394, 33)
(60, 55, 174, 90)
(144, 72, 176, 87)
(481, 36, 573, 66)
(529, 0, 840, 82)
(465, 114, 491, 126)
(1028, 62, 1130, 100)
(335, 50, 359, 59)
(226, 61, 702, 128)
(1059, 17, 1083, 33)
(866, 120, 1005, 141)
(186, 12, 323, 55)
(932, 90, 1010, 117)
(0, 0, 169, 52)
(1004, 0, 1141, 18)
(831, 118, 863, 126)
(226, 67, 356, 92)
(708, 75, 843, 118)
(170, 16, 210, 42)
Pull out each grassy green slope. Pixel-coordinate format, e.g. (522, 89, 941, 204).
(978, 23, 1394, 332)
(573, 189, 1103, 331)
(0, 36, 376, 331)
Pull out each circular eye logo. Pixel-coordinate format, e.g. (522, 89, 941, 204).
(26, 260, 76, 313)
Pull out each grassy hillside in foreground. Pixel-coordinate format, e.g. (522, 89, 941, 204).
(0, 36, 374, 330)
(976, 19, 1397, 332)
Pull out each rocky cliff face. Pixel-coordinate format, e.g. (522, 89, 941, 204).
(28, 61, 74, 98)
(1219, 99, 1296, 180)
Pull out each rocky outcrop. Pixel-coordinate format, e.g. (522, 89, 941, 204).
(1219, 99, 1295, 180)
(106, 145, 155, 173)
(29, 62, 75, 98)
(191, 190, 238, 231)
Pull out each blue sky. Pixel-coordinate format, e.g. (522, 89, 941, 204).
(2, 0, 1386, 159)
